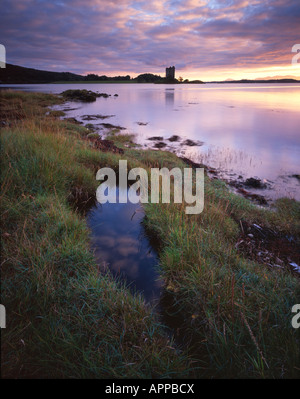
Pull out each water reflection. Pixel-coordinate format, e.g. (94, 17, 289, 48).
(86, 188, 162, 303)
(165, 88, 174, 108)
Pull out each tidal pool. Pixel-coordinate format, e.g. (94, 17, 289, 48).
(86, 188, 163, 303)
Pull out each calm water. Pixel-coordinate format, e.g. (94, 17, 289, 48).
(86, 188, 162, 303)
(2, 82, 300, 200)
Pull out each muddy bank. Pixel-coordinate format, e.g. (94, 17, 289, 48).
(236, 220, 300, 276)
(85, 135, 124, 154)
(178, 155, 269, 205)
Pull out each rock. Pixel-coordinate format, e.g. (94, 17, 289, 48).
(148, 136, 164, 141)
(154, 142, 167, 149)
(61, 89, 109, 102)
(182, 139, 204, 146)
(244, 177, 267, 189)
(62, 107, 78, 111)
(228, 180, 242, 188)
(100, 123, 126, 130)
(253, 224, 262, 230)
(291, 174, 300, 181)
(82, 114, 114, 120)
(168, 135, 180, 142)
(289, 262, 300, 272)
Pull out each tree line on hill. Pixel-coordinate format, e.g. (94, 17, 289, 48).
(0, 64, 180, 84)
(0, 64, 132, 84)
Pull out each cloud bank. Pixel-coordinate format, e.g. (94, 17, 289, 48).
(0, 0, 299, 79)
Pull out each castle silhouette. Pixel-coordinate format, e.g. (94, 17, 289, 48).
(165, 66, 175, 79)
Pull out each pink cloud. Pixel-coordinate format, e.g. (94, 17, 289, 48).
(0, 0, 299, 78)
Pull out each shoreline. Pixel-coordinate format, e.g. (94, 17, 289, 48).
(59, 110, 287, 208)
(1, 89, 299, 378)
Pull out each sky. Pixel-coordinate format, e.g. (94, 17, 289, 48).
(0, 0, 300, 81)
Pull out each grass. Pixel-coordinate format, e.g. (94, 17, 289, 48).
(107, 125, 300, 379)
(0, 90, 190, 378)
(105, 130, 137, 148)
(141, 170, 300, 378)
(1, 89, 299, 379)
(48, 110, 66, 118)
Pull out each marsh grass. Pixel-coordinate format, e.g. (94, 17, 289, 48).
(0, 90, 190, 378)
(143, 177, 300, 378)
(104, 131, 300, 378)
(105, 129, 137, 148)
(1, 90, 299, 379)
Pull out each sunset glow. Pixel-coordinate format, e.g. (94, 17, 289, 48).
(1, 0, 299, 80)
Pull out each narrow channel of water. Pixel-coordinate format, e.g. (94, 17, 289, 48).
(86, 187, 163, 304)
(86, 188, 188, 346)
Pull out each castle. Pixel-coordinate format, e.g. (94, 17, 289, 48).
(165, 66, 175, 80)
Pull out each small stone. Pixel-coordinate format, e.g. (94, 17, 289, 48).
(244, 177, 267, 189)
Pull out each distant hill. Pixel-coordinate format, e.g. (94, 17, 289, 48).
(208, 78, 300, 84)
(0, 64, 131, 84)
(0, 63, 84, 83)
(133, 73, 165, 83)
(255, 75, 300, 81)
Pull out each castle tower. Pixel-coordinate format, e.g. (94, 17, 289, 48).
(165, 66, 175, 79)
